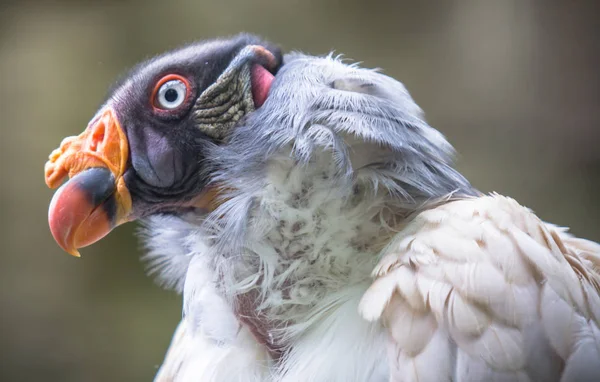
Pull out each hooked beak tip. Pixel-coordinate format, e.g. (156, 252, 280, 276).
(67, 249, 82, 258)
(48, 167, 120, 257)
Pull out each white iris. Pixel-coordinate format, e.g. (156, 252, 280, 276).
(157, 80, 187, 109)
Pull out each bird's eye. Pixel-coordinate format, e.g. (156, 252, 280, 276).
(152, 74, 191, 111)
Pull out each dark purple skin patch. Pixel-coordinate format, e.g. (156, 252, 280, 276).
(129, 125, 180, 188)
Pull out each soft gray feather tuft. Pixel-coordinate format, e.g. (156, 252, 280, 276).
(202, 52, 477, 257)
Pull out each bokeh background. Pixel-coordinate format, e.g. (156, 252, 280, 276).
(1, 0, 598, 380)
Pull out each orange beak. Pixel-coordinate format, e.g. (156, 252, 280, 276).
(45, 107, 132, 257)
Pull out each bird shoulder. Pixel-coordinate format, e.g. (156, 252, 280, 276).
(359, 193, 600, 381)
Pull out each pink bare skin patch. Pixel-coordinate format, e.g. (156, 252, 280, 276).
(251, 64, 275, 108)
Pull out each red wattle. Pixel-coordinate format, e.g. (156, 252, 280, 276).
(251, 64, 274, 108)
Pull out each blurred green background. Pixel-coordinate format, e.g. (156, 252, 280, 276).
(1, 0, 598, 381)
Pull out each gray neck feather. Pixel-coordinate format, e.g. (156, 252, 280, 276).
(201, 53, 477, 255)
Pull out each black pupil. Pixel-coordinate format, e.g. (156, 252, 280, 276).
(164, 88, 179, 103)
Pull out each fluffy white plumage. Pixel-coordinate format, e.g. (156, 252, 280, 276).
(144, 53, 600, 381)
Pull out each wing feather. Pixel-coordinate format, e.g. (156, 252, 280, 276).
(360, 194, 600, 382)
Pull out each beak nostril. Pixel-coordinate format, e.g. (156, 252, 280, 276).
(89, 123, 106, 152)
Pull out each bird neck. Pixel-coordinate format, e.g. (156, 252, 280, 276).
(203, 143, 476, 349)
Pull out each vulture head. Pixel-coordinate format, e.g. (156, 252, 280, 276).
(44, 34, 282, 257)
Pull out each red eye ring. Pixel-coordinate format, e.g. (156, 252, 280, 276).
(151, 74, 192, 112)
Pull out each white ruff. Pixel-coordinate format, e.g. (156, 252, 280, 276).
(150, 146, 392, 381)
